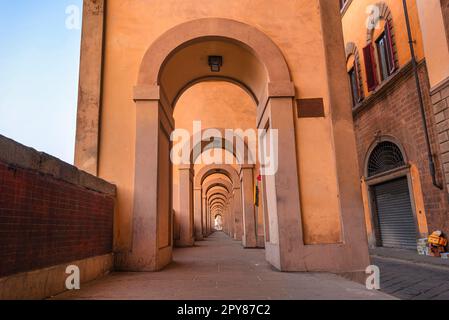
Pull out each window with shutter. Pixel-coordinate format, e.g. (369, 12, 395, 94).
(377, 35, 390, 81)
(385, 20, 396, 73)
(349, 67, 359, 106)
(363, 43, 378, 91)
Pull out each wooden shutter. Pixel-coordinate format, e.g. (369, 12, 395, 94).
(363, 43, 378, 91)
(385, 20, 396, 73)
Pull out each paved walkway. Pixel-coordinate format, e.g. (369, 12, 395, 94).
(372, 254, 449, 300)
(53, 233, 392, 300)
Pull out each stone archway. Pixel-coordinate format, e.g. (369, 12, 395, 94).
(202, 178, 234, 238)
(175, 130, 253, 245)
(208, 188, 231, 235)
(194, 164, 255, 246)
(194, 165, 242, 239)
(119, 17, 304, 272)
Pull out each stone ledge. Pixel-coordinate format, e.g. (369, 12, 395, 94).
(430, 75, 449, 98)
(0, 134, 116, 196)
(0, 254, 113, 300)
(370, 247, 449, 270)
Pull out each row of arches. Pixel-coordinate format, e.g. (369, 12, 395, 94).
(118, 17, 304, 272)
(174, 163, 258, 249)
(112, 15, 370, 274)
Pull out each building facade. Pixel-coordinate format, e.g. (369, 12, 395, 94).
(74, 0, 371, 274)
(341, 0, 449, 249)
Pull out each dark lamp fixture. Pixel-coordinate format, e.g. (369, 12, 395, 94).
(208, 56, 223, 72)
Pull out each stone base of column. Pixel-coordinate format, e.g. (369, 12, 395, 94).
(175, 238, 195, 248)
(233, 234, 242, 241)
(257, 235, 265, 248)
(195, 233, 204, 241)
(242, 237, 257, 248)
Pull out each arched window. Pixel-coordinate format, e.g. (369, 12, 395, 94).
(363, 2, 397, 91)
(346, 42, 364, 106)
(367, 141, 405, 177)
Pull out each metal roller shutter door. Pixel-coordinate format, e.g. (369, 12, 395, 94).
(373, 177, 417, 250)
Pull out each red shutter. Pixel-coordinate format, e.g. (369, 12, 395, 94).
(385, 20, 396, 73)
(363, 43, 378, 91)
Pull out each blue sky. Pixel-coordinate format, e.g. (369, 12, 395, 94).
(0, 1, 83, 164)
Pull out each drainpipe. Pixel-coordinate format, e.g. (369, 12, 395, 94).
(402, 0, 443, 190)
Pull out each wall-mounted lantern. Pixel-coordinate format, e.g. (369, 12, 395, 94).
(208, 56, 223, 72)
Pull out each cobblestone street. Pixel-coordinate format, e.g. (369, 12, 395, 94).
(373, 256, 449, 300)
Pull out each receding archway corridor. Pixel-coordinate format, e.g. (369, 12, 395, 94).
(53, 233, 392, 300)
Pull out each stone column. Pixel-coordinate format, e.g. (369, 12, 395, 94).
(232, 188, 243, 241)
(208, 201, 213, 235)
(219, 197, 228, 235)
(226, 204, 231, 237)
(176, 165, 194, 247)
(208, 204, 213, 235)
(201, 195, 209, 238)
(228, 195, 236, 239)
(194, 187, 203, 240)
(240, 165, 257, 248)
(226, 198, 234, 239)
(116, 94, 173, 271)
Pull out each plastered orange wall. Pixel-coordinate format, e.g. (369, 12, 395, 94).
(173, 82, 256, 227)
(341, 0, 425, 98)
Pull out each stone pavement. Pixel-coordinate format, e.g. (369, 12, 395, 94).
(372, 253, 449, 300)
(53, 233, 392, 300)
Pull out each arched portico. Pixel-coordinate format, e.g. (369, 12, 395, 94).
(204, 179, 233, 194)
(193, 164, 256, 244)
(207, 186, 232, 236)
(194, 164, 241, 189)
(71, 0, 374, 279)
(203, 179, 237, 239)
(194, 165, 243, 240)
(175, 131, 252, 245)
(117, 16, 358, 273)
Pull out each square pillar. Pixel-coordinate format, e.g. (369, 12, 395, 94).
(240, 165, 257, 248)
(116, 96, 173, 271)
(226, 198, 235, 239)
(194, 188, 203, 240)
(176, 165, 195, 247)
(258, 97, 305, 271)
(202, 195, 208, 237)
(232, 188, 243, 241)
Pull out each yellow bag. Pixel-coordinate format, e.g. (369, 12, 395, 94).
(428, 234, 448, 247)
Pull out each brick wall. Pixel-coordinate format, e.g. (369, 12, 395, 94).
(430, 77, 449, 201)
(0, 135, 115, 278)
(354, 62, 449, 236)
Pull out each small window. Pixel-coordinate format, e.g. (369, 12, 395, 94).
(376, 33, 394, 80)
(375, 21, 396, 81)
(364, 19, 396, 91)
(348, 66, 360, 106)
